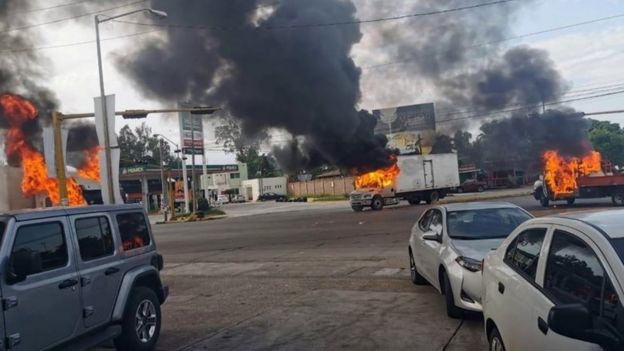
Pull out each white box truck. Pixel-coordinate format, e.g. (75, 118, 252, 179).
(349, 153, 460, 211)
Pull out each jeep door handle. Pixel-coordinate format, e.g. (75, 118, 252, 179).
(105, 267, 120, 276)
(58, 279, 78, 289)
(538, 317, 549, 335)
(498, 282, 505, 294)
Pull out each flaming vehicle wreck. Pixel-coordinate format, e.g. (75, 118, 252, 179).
(533, 150, 624, 207)
(349, 154, 460, 212)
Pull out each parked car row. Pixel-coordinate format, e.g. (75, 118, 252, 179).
(408, 202, 624, 351)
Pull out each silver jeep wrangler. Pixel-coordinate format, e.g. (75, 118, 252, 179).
(0, 204, 167, 351)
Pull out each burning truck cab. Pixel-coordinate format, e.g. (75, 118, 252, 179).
(534, 150, 624, 207)
(350, 154, 460, 211)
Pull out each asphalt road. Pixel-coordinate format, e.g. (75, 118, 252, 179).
(149, 195, 616, 351)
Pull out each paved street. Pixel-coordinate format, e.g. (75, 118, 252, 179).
(148, 194, 615, 351)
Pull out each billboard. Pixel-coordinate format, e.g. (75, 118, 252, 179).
(179, 109, 204, 155)
(373, 103, 436, 155)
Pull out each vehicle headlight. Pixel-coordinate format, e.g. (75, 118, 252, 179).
(455, 256, 482, 272)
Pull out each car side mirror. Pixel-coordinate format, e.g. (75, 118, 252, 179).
(549, 304, 620, 349)
(422, 233, 442, 243)
(5, 253, 29, 285)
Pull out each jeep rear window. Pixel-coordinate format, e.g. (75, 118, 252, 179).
(116, 212, 151, 251)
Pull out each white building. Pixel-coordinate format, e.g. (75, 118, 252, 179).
(200, 163, 249, 195)
(241, 176, 287, 201)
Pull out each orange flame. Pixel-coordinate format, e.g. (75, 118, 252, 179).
(1, 94, 86, 206)
(355, 157, 400, 189)
(77, 146, 101, 181)
(543, 150, 602, 197)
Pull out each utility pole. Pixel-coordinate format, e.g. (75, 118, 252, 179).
(159, 139, 167, 221)
(52, 112, 69, 206)
(190, 115, 197, 212)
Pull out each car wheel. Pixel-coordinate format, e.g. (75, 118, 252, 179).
(407, 198, 420, 205)
(114, 287, 161, 351)
(371, 196, 384, 211)
(351, 205, 363, 212)
(488, 326, 506, 351)
(566, 198, 575, 205)
(612, 194, 624, 206)
(442, 272, 463, 319)
(409, 249, 427, 285)
(426, 191, 440, 205)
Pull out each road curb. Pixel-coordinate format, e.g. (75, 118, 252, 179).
(440, 189, 533, 204)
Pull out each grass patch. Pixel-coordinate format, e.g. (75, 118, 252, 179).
(168, 208, 226, 223)
(310, 194, 348, 202)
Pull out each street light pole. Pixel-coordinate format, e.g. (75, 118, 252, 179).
(94, 8, 168, 205)
(159, 139, 167, 221)
(94, 16, 115, 204)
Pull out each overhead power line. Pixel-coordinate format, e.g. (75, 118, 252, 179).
(21, 0, 94, 14)
(364, 12, 624, 69)
(436, 88, 624, 124)
(0, 0, 147, 35)
(112, 0, 514, 31)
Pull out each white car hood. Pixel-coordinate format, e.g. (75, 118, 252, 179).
(450, 238, 504, 260)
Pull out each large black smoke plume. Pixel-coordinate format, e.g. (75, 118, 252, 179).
(0, 0, 60, 165)
(357, 0, 567, 122)
(117, 0, 391, 172)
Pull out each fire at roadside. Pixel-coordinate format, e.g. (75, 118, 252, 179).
(0, 93, 100, 206)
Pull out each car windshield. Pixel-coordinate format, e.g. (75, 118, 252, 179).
(446, 208, 532, 240)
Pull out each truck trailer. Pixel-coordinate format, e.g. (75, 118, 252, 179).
(349, 153, 460, 211)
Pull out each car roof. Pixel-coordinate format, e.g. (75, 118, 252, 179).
(555, 209, 624, 239)
(441, 201, 521, 212)
(0, 204, 144, 222)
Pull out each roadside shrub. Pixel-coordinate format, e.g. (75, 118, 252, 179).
(197, 197, 210, 211)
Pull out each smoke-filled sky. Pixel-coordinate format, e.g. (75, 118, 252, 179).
(3, 0, 624, 166)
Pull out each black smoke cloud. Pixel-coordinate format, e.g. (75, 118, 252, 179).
(117, 0, 392, 172)
(357, 0, 566, 122)
(0, 0, 59, 166)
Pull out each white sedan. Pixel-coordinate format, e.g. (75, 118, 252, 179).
(408, 202, 532, 318)
(482, 210, 624, 351)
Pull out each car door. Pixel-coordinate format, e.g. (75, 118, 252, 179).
(1, 217, 83, 350)
(532, 228, 613, 350)
(69, 213, 124, 329)
(489, 226, 549, 351)
(417, 209, 444, 286)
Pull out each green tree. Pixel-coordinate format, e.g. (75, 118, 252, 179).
(589, 119, 624, 166)
(118, 123, 174, 167)
(214, 118, 278, 178)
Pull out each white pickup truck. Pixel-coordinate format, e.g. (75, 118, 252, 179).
(350, 153, 460, 211)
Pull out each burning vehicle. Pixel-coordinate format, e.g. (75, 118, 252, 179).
(0, 94, 101, 207)
(349, 154, 460, 211)
(533, 150, 624, 207)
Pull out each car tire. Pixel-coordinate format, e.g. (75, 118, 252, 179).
(409, 249, 427, 285)
(566, 198, 575, 205)
(488, 326, 506, 351)
(426, 191, 440, 205)
(114, 287, 162, 351)
(407, 198, 420, 205)
(371, 196, 384, 211)
(442, 272, 463, 319)
(351, 205, 363, 212)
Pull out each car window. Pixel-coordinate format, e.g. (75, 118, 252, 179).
(544, 230, 624, 331)
(418, 210, 434, 231)
(446, 208, 532, 239)
(428, 210, 443, 235)
(116, 212, 151, 251)
(75, 216, 114, 261)
(10, 222, 68, 278)
(504, 228, 546, 280)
